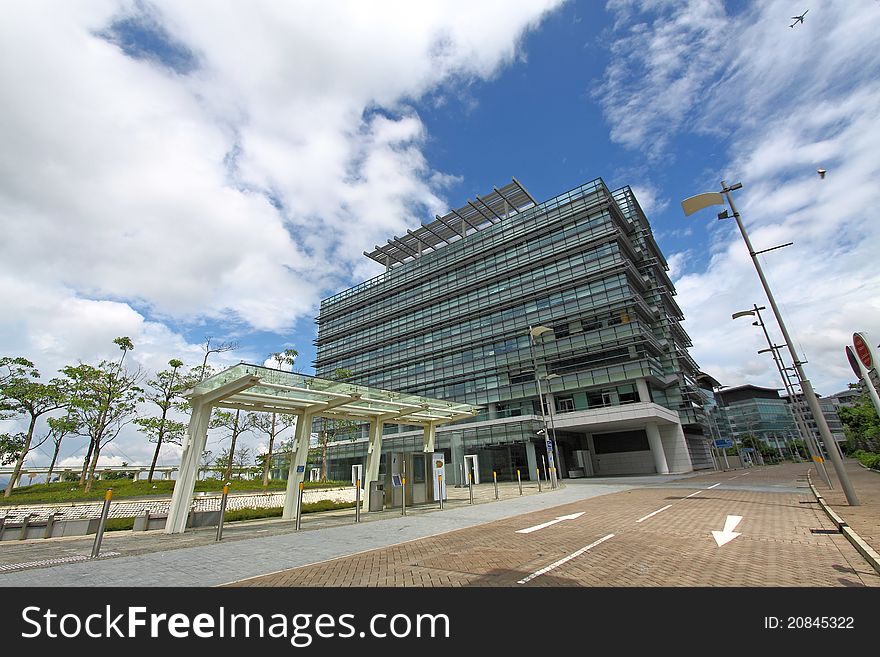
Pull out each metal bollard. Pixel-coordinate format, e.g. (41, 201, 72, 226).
(215, 483, 230, 542)
(438, 474, 443, 509)
(517, 469, 523, 495)
(402, 477, 407, 516)
(537, 467, 542, 492)
(468, 472, 474, 504)
(355, 478, 361, 523)
(295, 481, 304, 530)
(493, 471, 498, 499)
(90, 489, 113, 559)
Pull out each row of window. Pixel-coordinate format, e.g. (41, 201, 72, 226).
(328, 314, 659, 392)
(319, 211, 623, 335)
(319, 238, 628, 345)
(317, 275, 639, 371)
(320, 182, 615, 316)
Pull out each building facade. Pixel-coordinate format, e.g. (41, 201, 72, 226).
(784, 392, 847, 448)
(314, 178, 712, 484)
(712, 385, 800, 459)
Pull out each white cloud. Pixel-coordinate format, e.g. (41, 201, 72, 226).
(0, 0, 563, 466)
(601, 0, 880, 395)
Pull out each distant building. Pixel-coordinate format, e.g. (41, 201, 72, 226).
(713, 385, 799, 456)
(782, 392, 846, 447)
(826, 386, 862, 411)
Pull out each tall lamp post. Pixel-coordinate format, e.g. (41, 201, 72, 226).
(528, 325, 558, 489)
(732, 305, 832, 487)
(683, 182, 859, 504)
(543, 373, 563, 482)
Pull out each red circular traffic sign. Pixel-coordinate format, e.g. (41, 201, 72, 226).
(853, 332, 873, 369)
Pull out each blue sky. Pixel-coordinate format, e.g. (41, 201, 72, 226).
(2, 0, 879, 468)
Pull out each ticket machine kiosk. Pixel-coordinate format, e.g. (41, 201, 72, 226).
(384, 451, 444, 508)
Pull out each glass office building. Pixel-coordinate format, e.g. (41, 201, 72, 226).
(314, 177, 712, 483)
(713, 385, 800, 456)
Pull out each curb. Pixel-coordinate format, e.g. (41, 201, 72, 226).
(807, 471, 880, 576)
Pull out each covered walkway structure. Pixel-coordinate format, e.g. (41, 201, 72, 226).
(166, 364, 480, 533)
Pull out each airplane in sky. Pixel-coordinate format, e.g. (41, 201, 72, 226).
(790, 10, 808, 28)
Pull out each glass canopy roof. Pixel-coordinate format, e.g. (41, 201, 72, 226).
(188, 363, 481, 426)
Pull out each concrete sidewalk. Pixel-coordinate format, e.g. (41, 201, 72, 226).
(0, 479, 641, 586)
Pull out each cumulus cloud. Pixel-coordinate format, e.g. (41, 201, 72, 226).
(600, 0, 880, 395)
(0, 0, 562, 466)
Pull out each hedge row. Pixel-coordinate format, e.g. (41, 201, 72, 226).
(852, 450, 880, 471)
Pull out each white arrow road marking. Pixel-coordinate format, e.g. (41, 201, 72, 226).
(517, 534, 615, 584)
(636, 504, 672, 523)
(516, 512, 585, 534)
(712, 515, 743, 546)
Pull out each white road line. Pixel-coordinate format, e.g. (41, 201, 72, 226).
(517, 534, 615, 584)
(516, 512, 585, 534)
(685, 490, 703, 498)
(636, 504, 672, 523)
(707, 483, 721, 489)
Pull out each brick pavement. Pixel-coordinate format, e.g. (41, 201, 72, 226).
(229, 463, 880, 587)
(3, 461, 878, 587)
(809, 458, 880, 553)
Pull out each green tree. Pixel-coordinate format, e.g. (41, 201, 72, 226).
(44, 414, 80, 484)
(210, 409, 257, 481)
(838, 390, 880, 453)
(198, 337, 238, 382)
(63, 337, 143, 492)
(254, 348, 300, 488)
(0, 433, 26, 466)
(214, 445, 253, 480)
(1, 357, 69, 497)
(135, 358, 189, 482)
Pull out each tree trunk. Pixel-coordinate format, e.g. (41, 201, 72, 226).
(224, 410, 240, 482)
(3, 414, 37, 497)
(262, 413, 276, 489)
(79, 437, 95, 485)
(84, 442, 102, 493)
(148, 411, 168, 483)
(321, 440, 328, 482)
(46, 438, 63, 485)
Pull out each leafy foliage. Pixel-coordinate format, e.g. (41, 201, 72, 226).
(838, 390, 880, 454)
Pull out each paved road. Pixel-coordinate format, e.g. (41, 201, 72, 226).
(228, 464, 880, 587)
(2, 462, 878, 587)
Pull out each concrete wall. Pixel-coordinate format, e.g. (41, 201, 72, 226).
(592, 449, 655, 475)
(0, 487, 356, 523)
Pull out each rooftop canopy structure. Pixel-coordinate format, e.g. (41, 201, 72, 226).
(166, 363, 480, 533)
(363, 178, 536, 270)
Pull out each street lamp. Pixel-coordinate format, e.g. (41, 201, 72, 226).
(528, 325, 558, 489)
(683, 182, 858, 504)
(732, 305, 832, 487)
(542, 373, 562, 482)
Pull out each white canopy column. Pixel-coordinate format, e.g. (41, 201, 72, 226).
(362, 417, 385, 512)
(283, 411, 312, 520)
(423, 423, 437, 453)
(165, 373, 261, 534)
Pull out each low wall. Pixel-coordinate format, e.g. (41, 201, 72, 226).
(0, 486, 356, 523)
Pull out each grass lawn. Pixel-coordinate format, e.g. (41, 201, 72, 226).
(0, 477, 353, 507)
